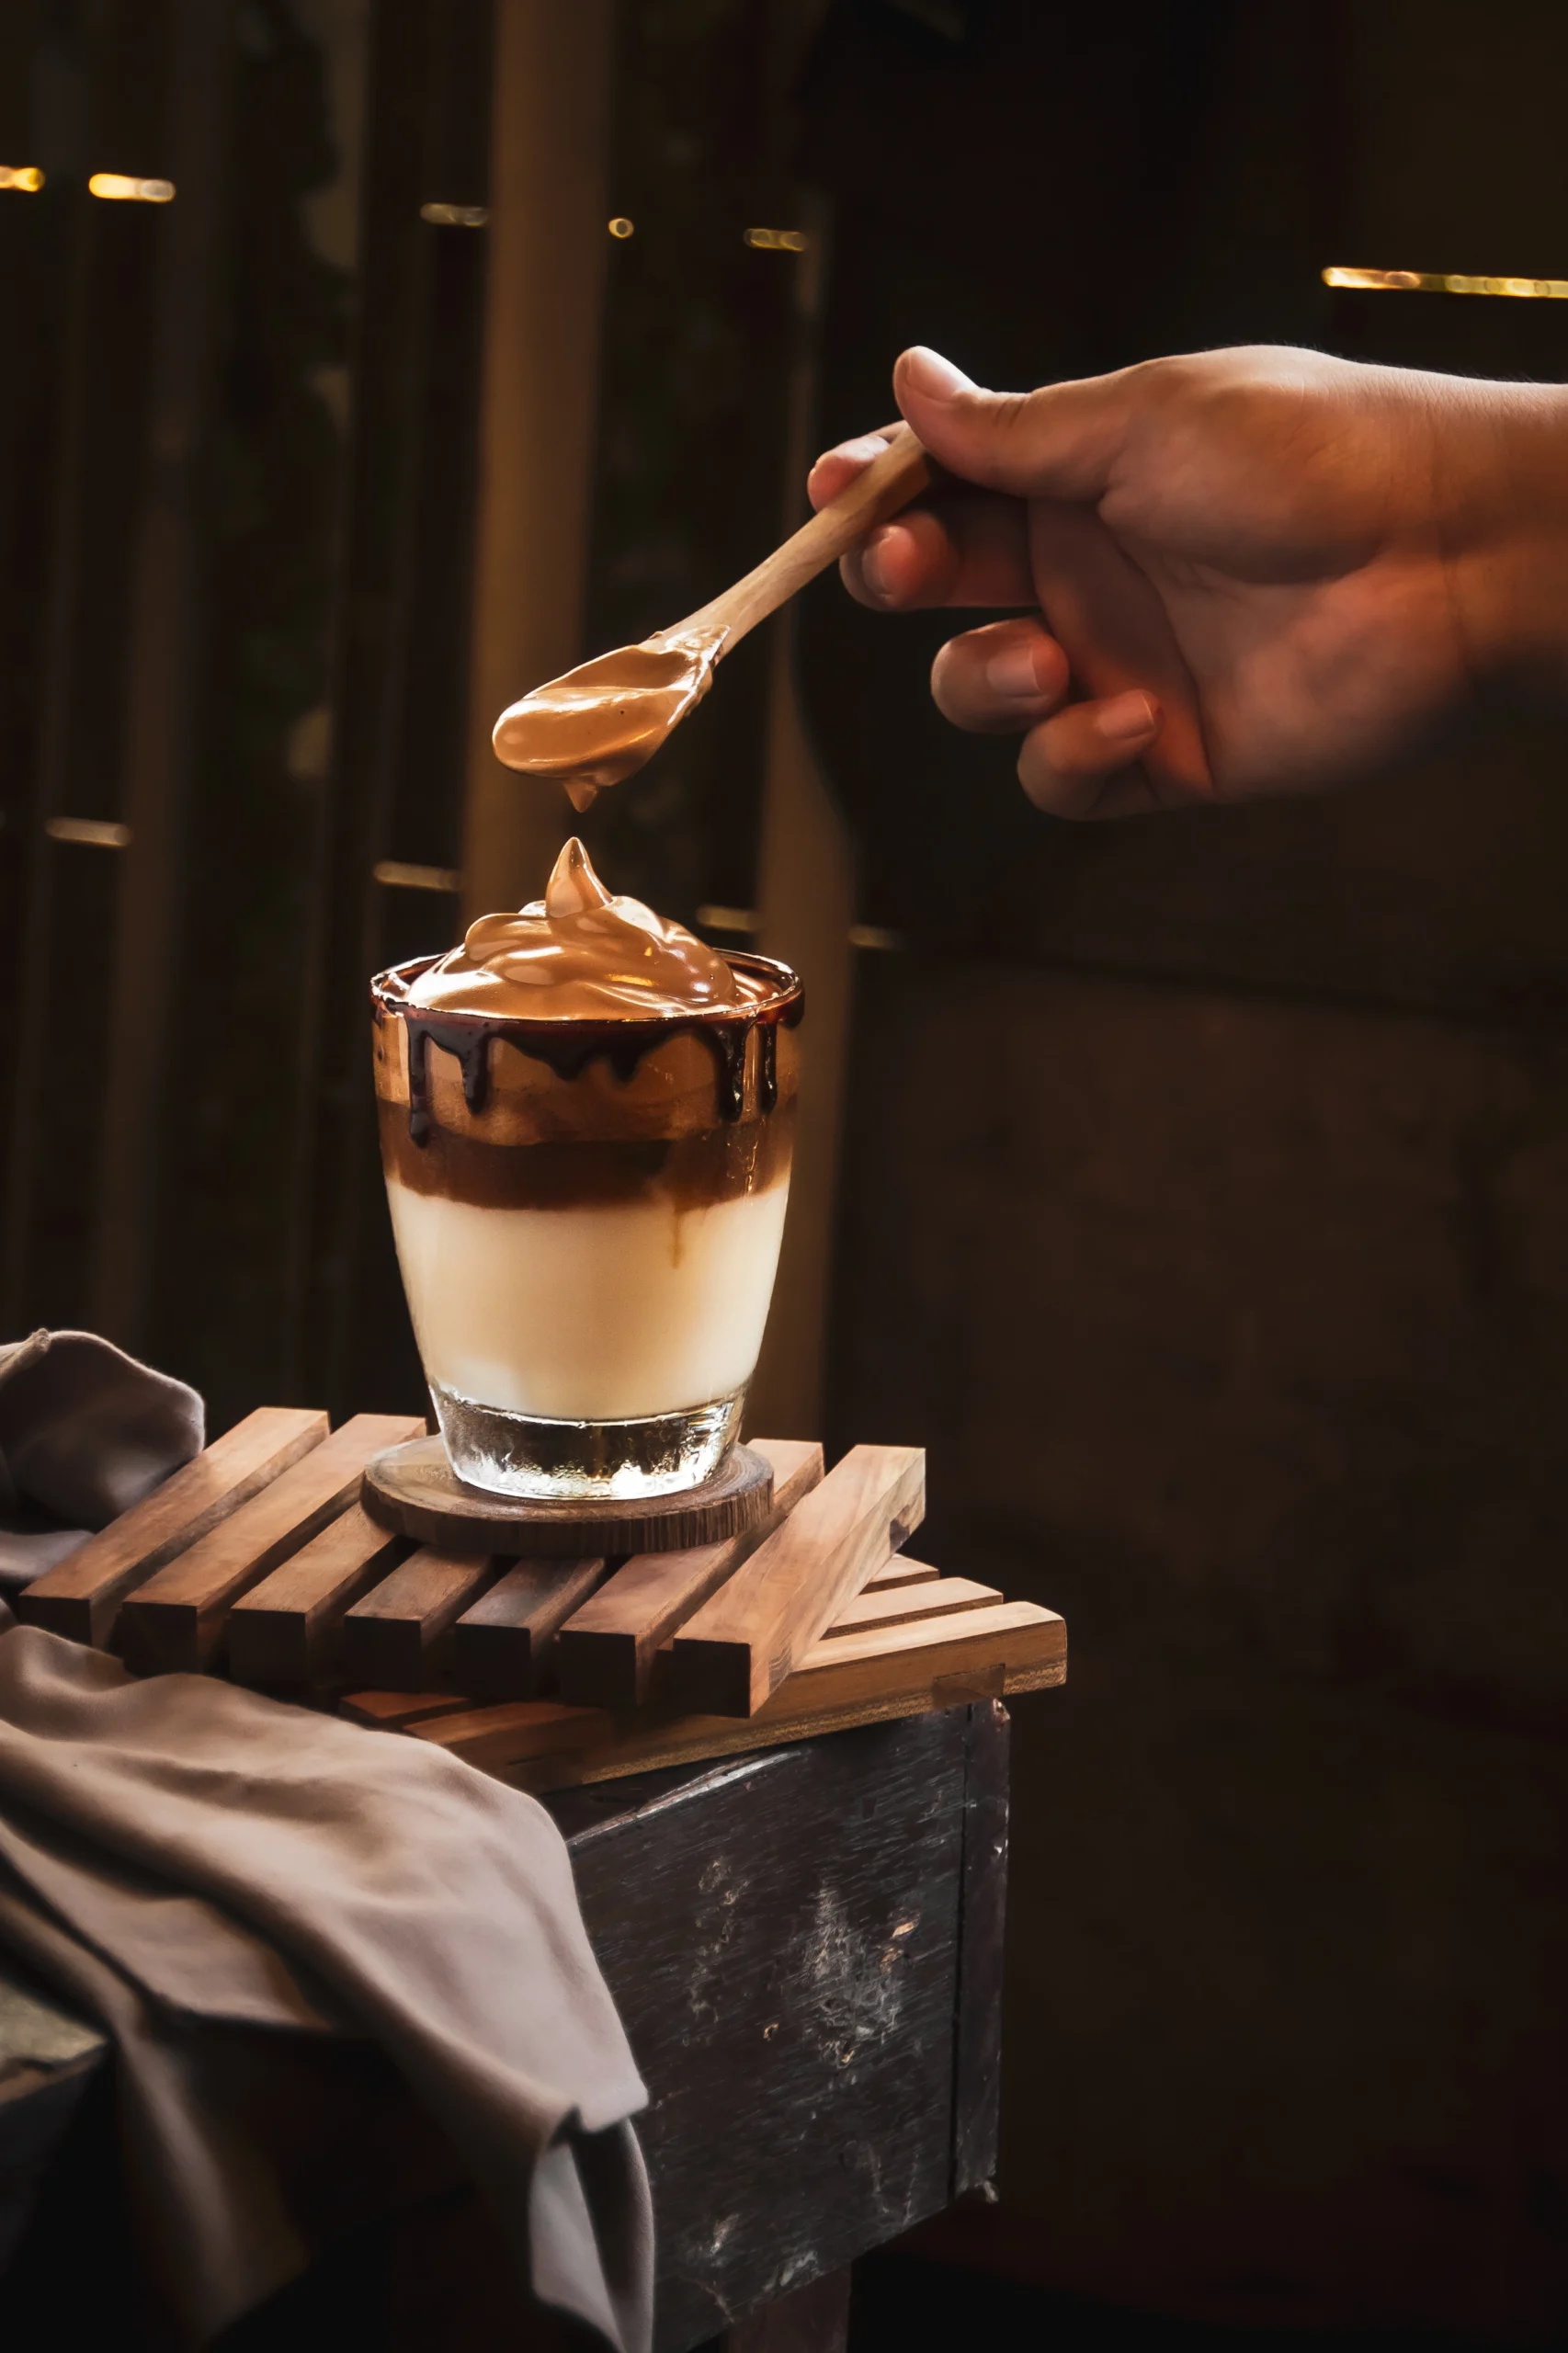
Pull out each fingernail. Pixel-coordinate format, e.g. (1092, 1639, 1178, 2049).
(860, 530, 895, 601)
(900, 346, 974, 401)
(984, 645, 1047, 699)
(1095, 690, 1159, 743)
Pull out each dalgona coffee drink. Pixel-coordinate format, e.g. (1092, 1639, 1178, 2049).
(371, 838, 801, 1500)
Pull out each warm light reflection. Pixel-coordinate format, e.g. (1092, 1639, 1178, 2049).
(46, 817, 131, 847)
(1324, 265, 1568, 300)
(744, 226, 807, 252)
(0, 165, 44, 192)
(372, 859, 461, 893)
(89, 173, 175, 203)
(848, 924, 903, 952)
(420, 201, 487, 227)
(696, 904, 759, 933)
(608, 216, 634, 239)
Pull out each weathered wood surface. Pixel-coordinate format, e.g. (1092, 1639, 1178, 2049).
(361, 1437, 775, 1558)
(712, 2266, 850, 2351)
(670, 1446, 926, 1717)
(451, 1556, 609, 1700)
(227, 1505, 406, 1687)
(18, 1407, 328, 1646)
(952, 1699, 1008, 2197)
(551, 1708, 984, 2348)
(398, 1600, 1062, 1790)
(341, 1549, 501, 1690)
(1, 1709, 1008, 2353)
(556, 1438, 824, 1710)
(119, 1415, 425, 1673)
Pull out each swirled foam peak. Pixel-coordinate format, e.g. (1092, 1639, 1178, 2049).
(404, 836, 762, 1021)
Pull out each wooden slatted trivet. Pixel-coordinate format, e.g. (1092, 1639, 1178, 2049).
(17, 1408, 1066, 1789)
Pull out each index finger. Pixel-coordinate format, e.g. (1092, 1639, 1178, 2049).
(807, 425, 904, 511)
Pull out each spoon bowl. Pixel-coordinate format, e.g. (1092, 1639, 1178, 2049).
(492, 635, 724, 813)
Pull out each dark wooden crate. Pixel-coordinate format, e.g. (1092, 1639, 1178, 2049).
(0, 1705, 1007, 2352)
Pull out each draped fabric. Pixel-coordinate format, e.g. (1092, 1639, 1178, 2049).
(0, 1618, 650, 2347)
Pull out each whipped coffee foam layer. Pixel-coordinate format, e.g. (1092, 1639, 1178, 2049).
(491, 633, 724, 812)
(405, 835, 756, 1022)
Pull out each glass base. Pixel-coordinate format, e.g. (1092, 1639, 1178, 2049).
(428, 1381, 747, 1502)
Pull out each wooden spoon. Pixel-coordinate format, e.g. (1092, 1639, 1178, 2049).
(492, 423, 930, 809)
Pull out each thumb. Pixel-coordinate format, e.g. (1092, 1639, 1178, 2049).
(893, 345, 1131, 503)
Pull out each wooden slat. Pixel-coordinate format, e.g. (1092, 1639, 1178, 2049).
(823, 1575, 1000, 1639)
(340, 1688, 475, 1730)
(452, 1556, 609, 1700)
(633, 1561, 965, 1691)
(669, 1445, 926, 1717)
(555, 1438, 824, 1710)
(342, 1549, 500, 1690)
(404, 1600, 1064, 1790)
(119, 1414, 424, 1673)
(226, 1506, 407, 1688)
(342, 1591, 1051, 1744)
(18, 1406, 328, 1647)
(860, 1554, 940, 1592)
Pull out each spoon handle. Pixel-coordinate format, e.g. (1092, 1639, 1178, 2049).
(664, 424, 931, 654)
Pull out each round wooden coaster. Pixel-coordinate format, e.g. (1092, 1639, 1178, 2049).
(360, 1436, 773, 1558)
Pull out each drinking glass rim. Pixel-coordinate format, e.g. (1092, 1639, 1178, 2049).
(369, 947, 803, 1029)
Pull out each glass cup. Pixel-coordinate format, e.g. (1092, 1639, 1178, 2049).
(370, 950, 802, 1501)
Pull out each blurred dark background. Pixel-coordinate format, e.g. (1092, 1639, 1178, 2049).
(6, 0, 1568, 2342)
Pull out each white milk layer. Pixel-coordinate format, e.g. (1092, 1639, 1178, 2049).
(386, 1177, 790, 1422)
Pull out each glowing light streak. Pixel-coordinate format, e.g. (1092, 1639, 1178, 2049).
(46, 817, 131, 847)
(1324, 265, 1568, 300)
(88, 173, 175, 203)
(372, 860, 462, 893)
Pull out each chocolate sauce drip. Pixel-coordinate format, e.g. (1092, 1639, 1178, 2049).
(382, 951, 802, 1145)
(406, 1017, 507, 1144)
(700, 1022, 750, 1122)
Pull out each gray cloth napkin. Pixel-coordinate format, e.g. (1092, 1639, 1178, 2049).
(0, 1627, 652, 2351)
(0, 1329, 204, 1597)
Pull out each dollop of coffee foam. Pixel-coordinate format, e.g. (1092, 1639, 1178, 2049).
(491, 633, 723, 811)
(406, 836, 757, 1021)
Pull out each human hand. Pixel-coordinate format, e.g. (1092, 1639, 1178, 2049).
(809, 345, 1568, 819)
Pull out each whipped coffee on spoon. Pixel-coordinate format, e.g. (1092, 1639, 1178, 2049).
(492, 422, 930, 809)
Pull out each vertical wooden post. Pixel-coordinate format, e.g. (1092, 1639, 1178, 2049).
(460, 0, 614, 925)
(2, 180, 97, 1331)
(747, 207, 858, 1441)
(89, 0, 233, 1345)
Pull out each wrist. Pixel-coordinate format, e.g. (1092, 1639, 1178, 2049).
(1443, 382, 1568, 700)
